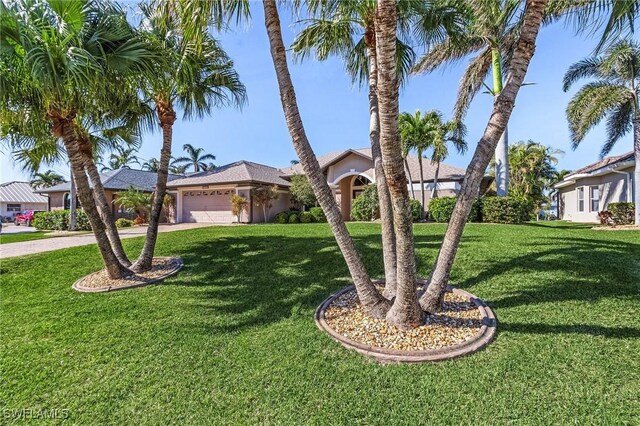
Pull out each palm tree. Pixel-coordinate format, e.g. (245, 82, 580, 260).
(262, 0, 391, 319)
(142, 158, 161, 172)
(30, 170, 66, 189)
(399, 111, 430, 219)
(173, 144, 218, 173)
(400, 136, 416, 200)
(131, 4, 246, 272)
(1, 0, 155, 279)
(419, 0, 548, 313)
(375, 0, 422, 329)
(100, 146, 141, 172)
(563, 39, 640, 225)
(291, 0, 458, 297)
(423, 111, 467, 199)
(495, 140, 562, 203)
(169, 158, 189, 175)
(413, 0, 528, 197)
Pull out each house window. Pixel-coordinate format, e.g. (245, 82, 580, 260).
(590, 186, 600, 212)
(577, 187, 584, 212)
(7, 203, 21, 213)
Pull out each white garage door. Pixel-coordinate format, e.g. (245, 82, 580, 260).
(182, 189, 235, 223)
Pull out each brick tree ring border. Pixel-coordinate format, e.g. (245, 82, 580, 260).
(315, 282, 497, 363)
(72, 257, 184, 293)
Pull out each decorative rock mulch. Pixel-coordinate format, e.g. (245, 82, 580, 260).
(72, 257, 183, 293)
(315, 284, 496, 363)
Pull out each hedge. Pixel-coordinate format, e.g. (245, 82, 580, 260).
(33, 210, 91, 231)
(409, 199, 422, 222)
(428, 196, 531, 224)
(481, 197, 533, 224)
(309, 207, 326, 222)
(608, 202, 635, 225)
(115, 218, 134, 228)
(351, 185, 378, 221)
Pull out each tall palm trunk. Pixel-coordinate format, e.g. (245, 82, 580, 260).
(420, 0, 548, 313)
(376, 0, 422, 329)
(418, 151, 426, 219)
(365, 26, 397, 299)
(78, 132, 131, 266)
(263, 0, 390, 319)
(634, 115, 640, 225)
(69, 167, 77, 231)
(132, 101, 176, 272)
(53, 113, 131, 279)
(405, 158, 416, 199)
(492, 48, 509, 197)
(432, 161, 440, 199)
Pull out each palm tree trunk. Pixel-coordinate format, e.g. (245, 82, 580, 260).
(365, 28, 397, 299)
(432, 161, 440, 199)
(69, 167, 77, 231)
(418, 152, 425, 219)
(419, 0, 548, 313)
(492, 48, 509, 197)
(263, 0, 390, 319)
(405, 158, 416, 199)
(79, 133, 131, 267)
(132, 102, 176, 272)
(375, 0, 422, 329)
(634, 115, 640, 225)
(56, 115, 131, 279)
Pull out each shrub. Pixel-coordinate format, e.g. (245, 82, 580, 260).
(608, 202, 635, 225)
(428, 197, 456, 222)
(409, 199, 422, 222)
(309, 207, 326, 223)
(288, 212, 300, 223)
(33, 210, 91, 231)
(115, 218, 134, 228)
(133, 215, 145, 225)
(300, 211, 314, 223)
(351, 185, 378, 221)
(273, 211, 289, 224)
(482, 196, 533, 224)
(230, 194, 248, 223)
(597, 210, 614, 225)
(469, 198, 483, 223)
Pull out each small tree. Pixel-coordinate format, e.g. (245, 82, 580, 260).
(115, 187, 152, 222)
(252, 186, 279, 223)
(230, 194, 249, 223)
(289, 174, 316, 210)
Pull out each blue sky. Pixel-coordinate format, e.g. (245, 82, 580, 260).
(1, 4, 636, 183)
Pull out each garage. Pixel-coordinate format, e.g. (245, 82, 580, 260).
(181, 189, 235, 223)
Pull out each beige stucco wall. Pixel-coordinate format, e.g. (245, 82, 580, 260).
(559, 166, 633, 223)
(251, 190, 290, 223)
(326, 153, 375, 185)
(0, 202, 48, 218)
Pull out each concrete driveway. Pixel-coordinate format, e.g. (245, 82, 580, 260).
(0, 223, 39, 234)
(0, 223, 222, 259)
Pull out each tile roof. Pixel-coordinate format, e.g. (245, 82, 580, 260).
(280, 147, 466, 182)
(36, 169, 182, 193)
(167, 161, 290, 188)
(0, 181, 49, 203)
(568, 151, 634, 177)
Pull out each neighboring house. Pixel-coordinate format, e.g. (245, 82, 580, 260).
(0, 181, 49, 220)
(554, 151, 635, 223)
(36, 168, 181, 222)
(167, 147, 468, 223)
(167, 161, 291, 223)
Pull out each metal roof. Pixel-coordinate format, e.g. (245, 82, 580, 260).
(0, 181, 49, 204)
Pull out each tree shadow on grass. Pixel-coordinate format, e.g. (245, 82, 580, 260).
(500, 322, 640, 339)
(169, 233, 444, 335)
(459, 236, 640, 313)
(167, 229, 639, 339)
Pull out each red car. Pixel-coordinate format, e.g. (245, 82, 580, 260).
(14, 210, 43, 227)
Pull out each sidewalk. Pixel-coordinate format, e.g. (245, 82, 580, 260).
(0, 223, 221, 259)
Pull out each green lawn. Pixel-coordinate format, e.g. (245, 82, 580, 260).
(0, 229, 91, 244)
(0, 230, 56, 244)
(1, 222, 639, 424)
